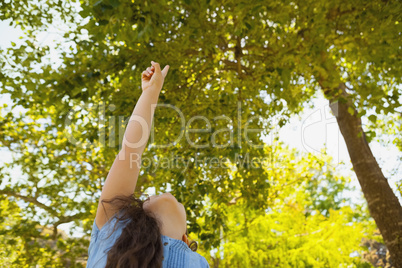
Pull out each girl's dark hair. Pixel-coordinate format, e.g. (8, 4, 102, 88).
(101, 194, 198, 268)
(102, 194, 163, 268)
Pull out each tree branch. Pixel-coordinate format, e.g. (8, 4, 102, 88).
(0, 189, 58, 215)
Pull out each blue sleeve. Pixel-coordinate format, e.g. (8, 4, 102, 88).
(88, 219, 100, 258)
(201, 256, 210, 268)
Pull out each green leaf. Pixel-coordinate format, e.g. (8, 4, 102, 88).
(368, 114, 377, 123)
(347, 106, 355, 116)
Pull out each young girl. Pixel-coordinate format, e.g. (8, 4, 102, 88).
(86, 61, 209, 268)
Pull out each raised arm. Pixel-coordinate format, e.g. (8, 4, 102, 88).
(95, 61, 170, 229)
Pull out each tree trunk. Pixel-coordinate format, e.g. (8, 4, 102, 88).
(322, 82, 402, 267)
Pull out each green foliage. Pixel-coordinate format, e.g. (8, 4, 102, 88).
(1, 0, 401, 266)
(194, 145, 375, 267)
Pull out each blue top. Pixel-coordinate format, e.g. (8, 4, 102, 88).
(86, 217, 209, 268)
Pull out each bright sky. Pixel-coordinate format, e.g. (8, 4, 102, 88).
(1, 15, 401, 238)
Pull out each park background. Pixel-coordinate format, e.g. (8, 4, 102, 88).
(0, 0, 401, 267)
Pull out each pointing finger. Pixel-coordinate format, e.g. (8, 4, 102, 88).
(161, 65, 170, 78)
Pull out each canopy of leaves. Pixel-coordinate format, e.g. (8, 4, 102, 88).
(1, 0, 400, 266)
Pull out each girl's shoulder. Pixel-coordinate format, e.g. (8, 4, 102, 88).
(93, 215, 128, 239)
(161, 235, 210, 268)
(87, 216, 128, 268)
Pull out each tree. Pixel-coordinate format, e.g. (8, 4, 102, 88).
(1, 0, 401, 266)
(194, 144, 378, 267)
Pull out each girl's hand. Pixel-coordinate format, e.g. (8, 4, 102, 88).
(141, 61, 170, 92)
